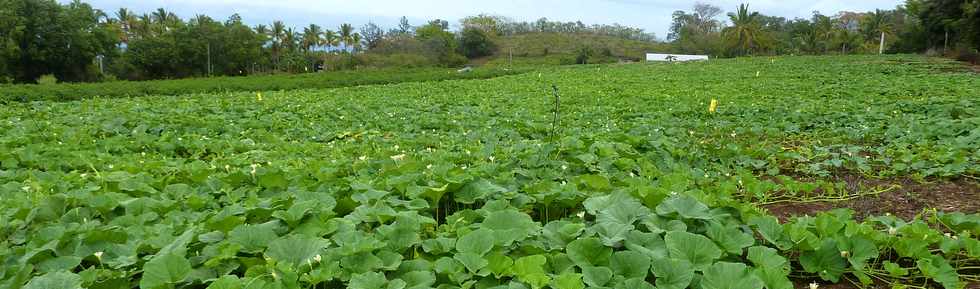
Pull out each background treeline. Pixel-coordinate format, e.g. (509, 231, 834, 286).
(1, 0, 978, 84)
(667, 2, 979, 59)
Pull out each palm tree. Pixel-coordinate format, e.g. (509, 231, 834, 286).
(351, 33, 362, 53)
(834, 28, 862, 54)
(270, 21, 286, 69)
(115, 8, 138, 42)
(301, 24, 323, 51)
(284, 28, 299, 52)
(812, 14, 835, 53)
(322, 30, 339, 51)
(723, 4, 769, 56)
(861, 9, 892, 53)
(338, 23, 355, 52)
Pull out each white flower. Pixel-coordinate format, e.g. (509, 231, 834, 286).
(488, 156, 495, 162)
(426, 164, 433, 170)
(313, 254, 322, 263)
(576, 211, 586, 219)
(394, 145, 400, 150)
(94, 251, 104, 260)
(80, 173, 88, 178)
(21, 186, 30, 192)
(107, 164, 114, 169)
(358, 156, 367, 161)
(840, 251, 849, 258)
(809, 283, 819, 289)
(888, 227, 898, 235)
(561, 165, 567, 170)
(390, 154, 406, 161)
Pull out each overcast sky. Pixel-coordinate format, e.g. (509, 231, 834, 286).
(68, 0, 904, 39)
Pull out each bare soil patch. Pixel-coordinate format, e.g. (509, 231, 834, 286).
(764, 175, 980, 222)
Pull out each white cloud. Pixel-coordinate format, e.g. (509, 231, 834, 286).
(70, 0, 904, 37)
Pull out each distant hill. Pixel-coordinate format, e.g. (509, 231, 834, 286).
(483, 33, 669, 66)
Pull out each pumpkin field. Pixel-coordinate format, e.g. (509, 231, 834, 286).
(1, 55, 978, 289)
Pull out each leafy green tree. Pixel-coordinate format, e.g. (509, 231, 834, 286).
(459, 27, 495, 58)
(339, 23, 355, 51)
(723, 4, 773, 56)
(322, 29, 339, 50)
(0, 0, 117, 83)
(668, 3, 724, 55)
(416, 20, 464, 66)
(301, 24, 322, 51)
(360, 22, 384, 50)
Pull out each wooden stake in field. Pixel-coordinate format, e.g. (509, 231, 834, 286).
(879, 31, 885, 55)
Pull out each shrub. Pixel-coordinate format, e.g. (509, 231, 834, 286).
(459, 27, 496, 58)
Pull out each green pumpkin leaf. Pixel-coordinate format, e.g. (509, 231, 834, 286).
(917, 255, 961, 289)
(706, 222, 755, 255)
(615, 278, 655, 289)
(552, 271, 585, 289)
(799, 239, 846, 282)
(399, 271, 436, 288)
(624, 231, 668, 260)
(746, 246, 788, 271)
(649, 258, 694, 289)
(582, 266, 613, 287)
(457, 179, 508, 204)
(883, 261, 909, 277)
(655, 195, 711, 220)
(665, 231, 722, 271)
(228, 223, 279, 254)
(486, 252, 514, 277)
(349, 272, 388, 289)
(456, 228, 495, 255)
(701, 262, 764, 289)
(139, 253, 191, 289)
(838, 236, 878, 269)
(566, 237, 612, 268)
(482, 209, 539, 246)
(609, 250, 650, 279)
(752, 267, 793, 289)
(265, 235, 329, 267)
(454, 252, 489, 273)
(24, 271, 82, 289)
(542, 221, 586, 250)
(748, 216, 790, 250)
(206, 275, 242, 289)
(514, 255, 548, 277)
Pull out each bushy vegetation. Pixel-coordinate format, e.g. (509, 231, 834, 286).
(1, 55, 978, 289)
(4, 0, 977, 85)
(666, 2, 980, 57)
(0, 67, 521, 103)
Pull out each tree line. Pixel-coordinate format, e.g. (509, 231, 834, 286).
(1, 0, 977, 84)
(668, 2, 979, 58)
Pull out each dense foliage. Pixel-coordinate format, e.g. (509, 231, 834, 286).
(0, 55, 977, 289)
(668, 2, 980, 57)
(0, 67, 521, 103)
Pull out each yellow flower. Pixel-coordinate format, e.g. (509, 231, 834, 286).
(709, 99, 719, 113)
(256, 92, 263, 101)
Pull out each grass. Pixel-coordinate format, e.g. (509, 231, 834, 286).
(0, 66, 524, 103)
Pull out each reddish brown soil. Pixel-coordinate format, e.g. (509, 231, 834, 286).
(763, 175, 980, 222)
